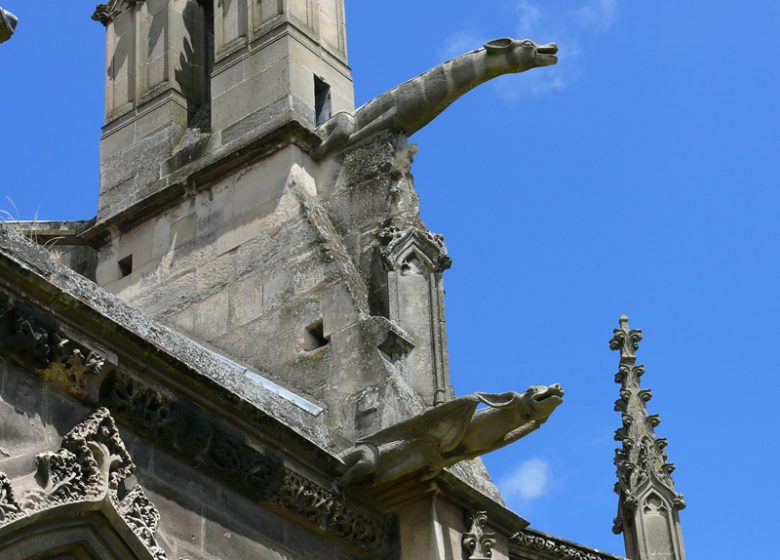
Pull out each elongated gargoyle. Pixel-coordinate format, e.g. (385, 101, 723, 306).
(0, 7, 18, 44)
(314, 38, 558, 158)
(336, 384, 564, 487)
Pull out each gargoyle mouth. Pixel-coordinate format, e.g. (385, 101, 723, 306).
(534, 384, 564, 403)
(536, 43, 559, 64)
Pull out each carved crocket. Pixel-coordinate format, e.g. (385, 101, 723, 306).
(337, 384, 564, 486)
(314, 38, 558, 158)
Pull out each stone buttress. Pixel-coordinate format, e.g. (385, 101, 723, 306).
(84, 0, 454, 442)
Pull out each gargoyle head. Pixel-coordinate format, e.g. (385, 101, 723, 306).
(483, 38, 559, 70)
(477, 383, 564, 423)
(525, 383, 564, 421)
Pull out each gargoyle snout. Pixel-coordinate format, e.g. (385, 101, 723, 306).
(535, 42, 559, 66)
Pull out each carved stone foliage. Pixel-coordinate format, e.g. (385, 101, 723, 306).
(117, 485, 168, 560)
(272, 469, 384, 552)
(104, 371, 385, 553)
(463, 511, 496, 560)
(0, 408, 168, 560)
(511, 530, 618, 560)
(104, 371, 281, 498)
(379, 226, 452, 274)
(0, 305, 107, 395)
(0, 473, 23, 524)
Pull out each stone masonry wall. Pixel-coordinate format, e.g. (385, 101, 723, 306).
(96, 133, 448, 442)
(0, 359, 361, 560)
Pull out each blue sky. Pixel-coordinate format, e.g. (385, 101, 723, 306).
(1, 1, 779, 557)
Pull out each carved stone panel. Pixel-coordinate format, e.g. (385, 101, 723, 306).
(0, 408, 168, 560)
(463, 511, 497, 559)
(0, 301, 109, 398)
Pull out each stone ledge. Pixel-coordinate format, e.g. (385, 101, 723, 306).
(82, 120, 321, 245)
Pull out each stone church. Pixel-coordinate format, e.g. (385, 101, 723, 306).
(0, 2, 685, 559)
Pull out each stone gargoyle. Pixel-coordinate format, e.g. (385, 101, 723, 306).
(314, 37, 558, 158)
(337, 384, 564, 487)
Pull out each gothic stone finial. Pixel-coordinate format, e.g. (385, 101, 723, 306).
(610, 317, 686, 560)
(610, 315, 643, 361)
(463, 511, 496, 559)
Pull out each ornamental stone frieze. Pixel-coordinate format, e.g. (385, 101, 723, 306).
(0, 299, 109, 397)
(0, 408, 168, 560)
(102, 370, 385, 554)
(511, 529, 624, 560)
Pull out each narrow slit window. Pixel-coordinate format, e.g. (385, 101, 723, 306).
(314, 76, 332, 126)
(302, 319, 330, 351)
(118, 255, 133, 278)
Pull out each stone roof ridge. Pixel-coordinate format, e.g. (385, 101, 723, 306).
(0, 226, 334, 453)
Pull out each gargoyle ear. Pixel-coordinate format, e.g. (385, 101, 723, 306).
(484, 38, 514, 53)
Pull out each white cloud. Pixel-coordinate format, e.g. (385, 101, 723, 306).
(436, 0, 619, 101)
(517, 0, 544, 37)
(498, 457, 551, 503)
(437, 30, 486, 60)
(575, 0, 618, 30)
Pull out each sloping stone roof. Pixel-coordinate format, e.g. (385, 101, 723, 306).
(0, 226, 336, 459)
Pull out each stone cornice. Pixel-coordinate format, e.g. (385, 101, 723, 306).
(81, 120, 321, 246)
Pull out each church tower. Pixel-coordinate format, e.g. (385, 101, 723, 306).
(84, 0, 450, 440)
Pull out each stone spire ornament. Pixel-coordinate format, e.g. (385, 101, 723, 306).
(610, 316, 686, 560)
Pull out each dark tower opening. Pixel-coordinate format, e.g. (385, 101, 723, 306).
(314, 76, 332, 126)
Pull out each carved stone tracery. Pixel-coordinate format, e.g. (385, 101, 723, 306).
(379, 226, 452, 274)
(272, 469, 384, 552)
